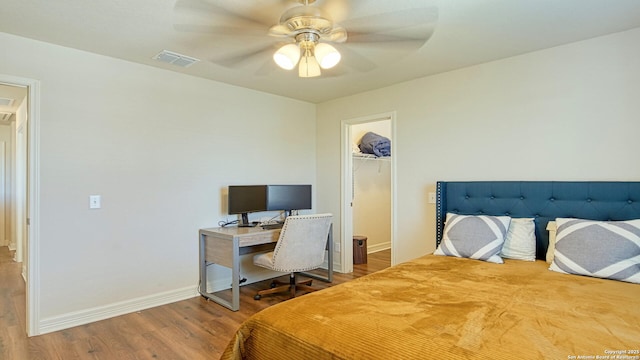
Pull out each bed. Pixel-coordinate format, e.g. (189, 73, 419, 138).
(220, 181, 640, 360)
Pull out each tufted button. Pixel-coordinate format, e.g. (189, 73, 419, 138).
(479, 210, 484, 214)
(629, 200, 634, 204)
(465, 195, 470, 199)
(490, 196, 495, 200)
(535, 214, 541, 217)
(549, 197, 555, 201)
(587, 198, 592, 202)
(505, 212, 510, 216)
(520, 196, 525, 200)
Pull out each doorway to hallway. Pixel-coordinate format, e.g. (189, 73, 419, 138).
(0, 74, 41, 336)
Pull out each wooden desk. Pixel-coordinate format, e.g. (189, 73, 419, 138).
(199, 225, 333, 311)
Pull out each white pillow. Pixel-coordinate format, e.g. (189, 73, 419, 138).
(546, 221, 557, 264)
(500, 218, 536, 261)
(434, 213, 511, 264)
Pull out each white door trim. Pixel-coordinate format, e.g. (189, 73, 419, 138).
(0, 142, 5, 247)
(341, 111, 397, 272)
(0, 74, 41, 336)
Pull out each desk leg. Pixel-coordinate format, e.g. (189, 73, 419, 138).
(230, 237, 240, 311)
(198, 234, 241, 311)
(199, 233, 208, 295)
(328, 228, 333, 281)
(301, 224, 333, 283)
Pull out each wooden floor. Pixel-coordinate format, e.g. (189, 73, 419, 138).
(0, 246, 390, 359)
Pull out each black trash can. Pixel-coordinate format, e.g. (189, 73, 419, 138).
(353, 235, 368, 264)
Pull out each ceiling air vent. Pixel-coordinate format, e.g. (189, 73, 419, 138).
(152, 50, 200, 68)
(0, 112, 12, 121)
(0, 97, 15, 107)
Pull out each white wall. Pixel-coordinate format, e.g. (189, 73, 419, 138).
(317, 27, 640, 265)
(0, 32, 316, 331)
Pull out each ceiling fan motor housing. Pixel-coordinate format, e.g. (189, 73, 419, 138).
(296, 32, 320, 49)
(280, 6, 334, 37)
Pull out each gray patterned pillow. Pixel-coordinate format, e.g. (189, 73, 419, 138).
(434, 213, 511, 264)
(549, 218, 640, 284)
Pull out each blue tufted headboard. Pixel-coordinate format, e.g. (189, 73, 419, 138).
(436, 181, 640, 260)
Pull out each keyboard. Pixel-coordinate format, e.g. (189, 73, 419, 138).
(261, 222, 283, 230)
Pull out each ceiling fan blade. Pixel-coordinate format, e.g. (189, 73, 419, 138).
(174, 24, 268, 38)
(323, 26, 347, 43)
(268, 24, 292, 37)
(334, 46, 377, 73)
(340, 7, 438, 39)
(319, 0, 350, 24)
(255, 57, 280, 76)
(346, 31, 431, 46)
(174, 0, 274, 28)
(317, 66, 349, 78)
(211, 42, 282, 69)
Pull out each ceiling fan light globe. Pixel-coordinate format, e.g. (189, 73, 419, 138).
(298, 55, 321, 77)
(273, 44, 300, 70)
(315, 43, 341, 69)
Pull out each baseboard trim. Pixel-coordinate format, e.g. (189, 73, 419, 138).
(38, 286, 199, 335)
(367, 242, 391, 254)
(40, 258, 345, 335)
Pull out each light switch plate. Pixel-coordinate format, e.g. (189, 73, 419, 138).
(428, 192, 436, 204)
(89, 195, 101, 209)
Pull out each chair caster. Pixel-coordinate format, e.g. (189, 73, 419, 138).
(270, 281, 277, 288)
(254, 294, 262, 300)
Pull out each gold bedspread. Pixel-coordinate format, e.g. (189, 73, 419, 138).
(220, 255, 640, 360)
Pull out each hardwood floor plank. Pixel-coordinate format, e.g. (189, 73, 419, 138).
(33, 332, 81, 360)
(0, 245, 390, 359)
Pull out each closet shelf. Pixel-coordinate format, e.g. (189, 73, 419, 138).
(353, 152, 391, 161)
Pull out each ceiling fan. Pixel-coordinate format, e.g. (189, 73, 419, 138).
(173, 0, 438, 78)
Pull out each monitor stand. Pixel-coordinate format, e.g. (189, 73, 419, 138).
(238, 213, 257, 227)
(238, 223, 257, 227)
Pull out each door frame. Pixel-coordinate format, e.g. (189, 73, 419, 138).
(0, 142, 5, 247)
(0, 74, 41, 336)
(340, 112, 397, 272)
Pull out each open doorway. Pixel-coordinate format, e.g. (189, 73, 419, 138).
(341, 112, 396, 273)
(0, 74, 40, 336)
(0, 83, 27, 264)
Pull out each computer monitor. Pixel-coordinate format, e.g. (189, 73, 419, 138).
(228, 185, 312, 227)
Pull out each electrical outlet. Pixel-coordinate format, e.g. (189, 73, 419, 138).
(428, 192, 436, 204)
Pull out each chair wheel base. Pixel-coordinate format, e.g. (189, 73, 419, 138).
(254, 275, 317, 301)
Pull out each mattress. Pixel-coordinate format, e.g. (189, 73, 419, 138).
(220, 255, 640, 360)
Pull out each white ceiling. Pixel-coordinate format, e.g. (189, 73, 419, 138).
(1, 0, 640, 103)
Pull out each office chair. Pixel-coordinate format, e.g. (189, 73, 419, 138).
(253, 213, 333, 300)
